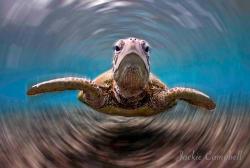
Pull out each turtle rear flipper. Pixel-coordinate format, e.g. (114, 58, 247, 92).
(27, 77, 106, 108)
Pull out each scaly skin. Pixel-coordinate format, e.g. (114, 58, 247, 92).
(27, 77, 107, 108)
(27, 37, 216, 117)
(151, 87, 216, 111)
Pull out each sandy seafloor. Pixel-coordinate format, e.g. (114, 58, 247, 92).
(0, 99, 249, 168)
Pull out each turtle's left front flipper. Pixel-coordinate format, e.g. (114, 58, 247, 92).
(27, 77, 106, 108)
(152, 87, 216, 110)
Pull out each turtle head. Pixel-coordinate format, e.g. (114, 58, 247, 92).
(112, 37, 150, 98)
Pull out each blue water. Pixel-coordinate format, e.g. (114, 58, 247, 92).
(0, 0, 250, 109)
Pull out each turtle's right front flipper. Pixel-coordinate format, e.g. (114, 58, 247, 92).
(151, 87, 216, 111)
(27, 77, 106, 108)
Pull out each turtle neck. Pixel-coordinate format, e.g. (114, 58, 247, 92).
(113, 83, 148, 107)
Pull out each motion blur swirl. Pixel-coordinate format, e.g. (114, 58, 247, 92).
(0, 102, 249, 167)
(0, 0, 250, 167)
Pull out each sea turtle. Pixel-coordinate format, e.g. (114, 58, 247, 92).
(27, 37, 216, 117)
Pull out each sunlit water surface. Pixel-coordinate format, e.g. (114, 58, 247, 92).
(0, 0, 249, 167)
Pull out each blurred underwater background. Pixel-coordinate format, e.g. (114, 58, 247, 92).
(0, 0, 250, 167)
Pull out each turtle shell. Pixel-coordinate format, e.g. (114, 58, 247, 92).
(86, 69, 168, 117)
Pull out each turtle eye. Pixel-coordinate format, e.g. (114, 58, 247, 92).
(144, 46, 150, 53)
(113, 45, 121, 52)
(141, 40, 150, 53)
(115, 46, 121, 51)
